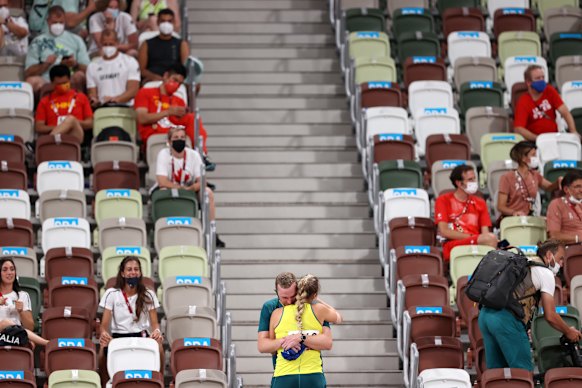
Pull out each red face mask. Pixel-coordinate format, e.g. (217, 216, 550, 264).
(164, 80, 180, 96)
(54, 82, 70, 95)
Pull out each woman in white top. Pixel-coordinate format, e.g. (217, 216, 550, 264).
(156, 127, 225, 247)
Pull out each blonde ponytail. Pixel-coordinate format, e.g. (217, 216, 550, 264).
(295, 274, 320, 332)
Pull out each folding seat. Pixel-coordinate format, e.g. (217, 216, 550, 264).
(564, 245, 582, 286)
(18, 277, 40, 324)
(91, 139, 139, 166)
(544, 367, 582, 388)
(391, 8, 434, 40)
(488, 0, 529, 17)
(48, 370, 100, 388)
(0, 246, 36, 278)
(44, 247, 93, 280)
(493, 8, 536, 39)
(455, 276, 474, 328)
(417, 368, 472, 388)
(388, 218, 436, 249)
(174, 369, 228, 388)
(442, 9, 486, 38)
(0, 82, 33, 110)
(554, 276, 564, 305)
(0, 189, 29, 219)
(405, 306, 456, 343)
(163, 276, 213, 311)
(44, 338, 96, 374)
(561, 81, 582, 110)
(0, 346, 33, 371)
(166, 306, 218, 344)
(381, 188, 430, 225)
(408, 81, 454, 118)
(497, 32, 541, 68)
(0, 370, 36, 388)
(112, 370, 163, 388)
(154, 217, 203, 252)
(396, 32, 440, 65)
(544, 7, 582, 42)
(459, 81, 504, 116)
(358, 82, 403, 109)
(159, 246, 209, 289)
(543, 160, 582, 198)
(467, 308, 482, 352)
(536, 133, 581, 170)
(42, 307, 92, 340)
(397, 274, 449, 319)
(37, 190, 86, 223)
(409, 336, 464, 386)
(392, 246, 443, 287)
(98, 217, 147, 252)
(92, 106, 137, 141)
(377, 160, 423, 191)
(35, 134, 81, 165)
(532, 305, 579, 351)
(500, 216, 546, 246)
(403, 57, 447, 89)
(0, 161, 27, 190)
(480, 368, 534, 387)
(343, 7, 384, 33)
(550, 33, 582, 65)
(504, 56, 548, 94)
(538, 0, 579, 24)
(343, 31, 390, 73)
(465, 107, 510, 154)
(414, 108, 461, 155)
(94, 189, 142, 225)
(0, 218, 33, 247)
(171, 338, 222, 376)
(36, 161, 84, 196)
(360, 106, 411, 153)
(41, 217, 91, 252)
(0, 56, 24, 81)
(453, 57, 498, 91)
(348, 56, 397, 98)
(93, 161, 140, 192)
(480, 133, 523, 179)
(101, 246, 151, 282)
(556, 56, 582, 92)
(371, 134, 415, 164)
(437, 0, 479, 14)
(431, 160, 476, 196)
(107, 338, 161, 379)
(48, 277, 98, 319)
(151, 189, 199, 223)
(0, 134, 25, 164)
(0, 108, 34, 143)
(449, 245, 494, 292)
(386, 0, 430, 17)
(425, 134, 471, 173)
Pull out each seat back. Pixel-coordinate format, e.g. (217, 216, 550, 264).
(431, 160, 476, 196)
(397, 31, 440, 64)
(163, 276, 213, 311)
(347, 31, 390, 60)
(511, 82, 529, 108)
(44, 338, 96, 374)
(359, 82, 403, 108)
(556, 55, 582, 91)
(93, 161, 140, 191)
(459, 81, 504, 116)
(48, 277, 98, 319)
(392, 8, 434, 40)
(500, 216, 547, 246)
(383, 188, 430, 223)
(401, 274, 449, 311)
(170, 338, 222, 376)
(408, 81, 454, 118)
(373, 134, 415, 163)
(493, 8, 535, 39)
(42, 217, 91, 252)
(414, 108, 461, 154)
(562, 81, 582, 110)
(395, 246, 443, 281)
(0, 161, 27, 190)
(0, 346, 33, 371)
(417, 368, 472, 388)
(151, 189, 199, 223)
(498, 31, 541, 67)
(18, 277, 40, 325)
(0, 108, 34, 143)
(504, 56, 548, 93)
(35, 134, 81, 165)
(449, 245, 495, 288)
(480, 367, 534, 387)
(0, 82, 33, 110)
(544, 367, 582, 387)
(409, 306, 456, 343)
(0, 134, 25, 164)
(112, 370, 164, 388)
(453, 57, 497, 91)
(48, 370, 101, 388)
(480, 133, 524, 173)
(166, 306, 218, 344)
(174, 369, 228, 388)
(532, 305, 579, 350)
(415, 336, 464, 373)
(0, 218, 33, 247)
(98, 217, 147, 252)
(94, 189, 142, 225)
(389, 217, 436, 249)
(159, 246, 209, 287)
(386, 0, 429, 17)
(0, 189, 29, 219)
(544, 6, 582, 41)
(403, 56, 447, 89)
(44, 247, 93, 280)
(447, 31, 490, 67)
(425, 135, 471, 172)
(354, 56, 397, 84)
(37, 190, 86, 223)
(487, 159, 517, 200)
(154, 217, 203, 252)
(378, 160, 423, 191)
(0, 246, 36, 278)
(536, 133, 582, 169)
(487, 0, 529, 16)
(92, 106, 136, 141)
(101, 246, 151, 281)
(564, 245, 582, 286)
(36, 161, 84, 196)
(42, 307, 92, 339)
(345, 8, 385, 33)
(465, 107, 510, 154)
(364, 107, 411, 137)
(0, 56, 24, 81)
(550, 32, 582, 65)
(107, 337, 160, 378)
(455, 276, 474, 327)
(91, 140, 139, 166)
(0, 370, 36, 388)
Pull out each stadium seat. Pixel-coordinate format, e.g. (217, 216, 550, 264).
(97, 217, 147, 252)
(357, 81, 403, 109)
(37, 190, 86, 223)
(544, 367, 582, 388)
(0, 189, 29, 219)
(41, 217, 91, 252)
(480, 133, 524, 180)
(488, 0, 529, 16)
(18, 277, 40, 325)
(338, 7, 385, 48)
(442, 8, 486, 38)
(47, 277, 98, 320)
(91, 140, 139, 166)
(0, 370, 36, 388)
(171, 338, 222, 376)
(425, 134, 471, 173)
(392, 8, 434, 40)
(449, 245, 495, 292)
(465, 107, 510, 154)
(174, 369, 228, 388)
(107, 338, 161, 378)
(543, 160, 582, 196)
(408, 81, 454, 118)
(348, 56, 397, 98)
(511, 82, 529, 108)
(498, 31, 541, 68)
(342, 31, 390, 73)
(561, 81, 582, 110)
(532, 305, 579, 351)
(459, 81, 504, 116)
(488, 159, 519, 209)
(480, 368, 534, 387)
(0, 246, 36, 278)
(396, 32, 440, 64)
(35, 134, 81, 165)
(44, 338, 96, 374)
(333, 0, 380, 23)
(409, 336, 464, 386)
(455, 276, 474, 329)
(406, 306, 456, 344)
(386, 0, 430, 17)
(0, 56, 24, 81)
(544, 7, 582, 42)
(166, 306, 218, 345)
(112, 370, 164, 388)
(0, 82, 33, 110)
(437, 0, 479, 14)
(151, 189, 199, 223)
(0, 218, 33, 247)
(92, 106, 137, 141)
(403, 57, 447, 89)
(101, 246, 151, 282)
(94, 189, 142, 225)
(397, 275, 449, 322)
(48, 370, 100, 388)
(504, 56, 548, 94)
(392, 246, 443, 286)
(493, 8, 536, 39)
(159, 246, 209, 288)
(453, 57, 498, 91)
(381, 188, 430, 224)
(550, 33, 582, 65)
(41, 307, 92, 340)
(417, 368, 472, 388)
(414, 108, 461, 155)
(0, 161, 26, 190)
(36, 161, 84, 196)
(0, 134, 25, 164)
(163, 276, 213, 311)
(388, 218, 436, 249)
(154, 217, 204, 252)
(431, 160, 476, 196)
(556, 56, 582, 92)
(360, 106, 411, 154)
(564, 245, 582, 286)
(93, 161, 140, 192)
(370, 134, 415, 168)
(0, 345, 33, 371)
(44, 247, 93, 280)
(376, 160, 423, 190)
(536, 133, 582, 169)
(500, 216, 547, 246)
(0, 108, 34, 144)
(538, 0, 579, 23)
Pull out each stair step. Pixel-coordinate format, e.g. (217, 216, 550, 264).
(198, 59, 340, 73)
(193, 47, 336, 59)
(208, 124, 352, 136)
(211, 163, 361, 178)
(188, 10, 328, 23)
(214, 192, 368, 205)
(238, 354, 399, 373)
(201, 84, 344, 96)
(228, 307, 389, 323)
(222, 233, 375, 248)
(209, 150, 357, 163)
(202, 73, 341, 85)
(208, 135, 354, 148)
(210, 178, 363, 192)
(192, 34, 333, 46)
(222, 263, 380, 279)
(199, 97, 346, 110)
(226, 277, 383, 293)
(203, 110, 350, 125)
(233, 322, 392, 339)
(217, 219, 373, 233)
(242, 371, 404, 387)
(190, 0, 327, 10)
(189, 23, 331, 35)
(235, 338, 397, 357)
(221, 248, 379, 262)
(217, 205, 369, 219)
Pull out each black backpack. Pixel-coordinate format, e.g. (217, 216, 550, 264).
(95, 126, 132, 143)
(465, 248, 547, 313)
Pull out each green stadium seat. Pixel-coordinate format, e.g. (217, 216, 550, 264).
(151, 189, 199, 223)
(550, 32, 582, 65)
(397, 31, 440, 64)
(437, 0, 479, 14)
(392, 8, 434, 40)
(92, 107, 136, 142)
(459, 81, 504, 117)
(18, 276, 41, 330)
(101, 246, 151, 282)
(377, 160, 423, 191)
(94, 189, 142, 226)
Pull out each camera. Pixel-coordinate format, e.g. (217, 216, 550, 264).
(560, 335, 582, 367)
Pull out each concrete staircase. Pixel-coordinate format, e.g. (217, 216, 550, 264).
(188, 1, 403, 386)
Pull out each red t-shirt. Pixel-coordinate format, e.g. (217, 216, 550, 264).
(35, 90, 93, 126)
(434, 192, 492, 236)
(513, 85, 564, 135)
(134, 87, 188, 144)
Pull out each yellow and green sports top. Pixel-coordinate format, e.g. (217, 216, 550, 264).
(273, 303, 323, 377)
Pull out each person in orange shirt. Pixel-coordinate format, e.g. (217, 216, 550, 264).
(35, 64, 94, 143)
(547, 171, 582, 244)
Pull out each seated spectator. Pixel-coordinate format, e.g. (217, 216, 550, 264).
(25, 5, 90, 94)
(130, 0, 180, 33)
(35, 64, 93, 143)
(547, 170, 582, 244)
(89, 0, 138, 58)
(435, 165, 498, 261)
(87, 29, 140, 107)
(514, 65, 578, 141)
(156, 127, 225, 248)
(497, 141, 560, 218)
(0, 0, 29, 57)
(137, 8, 188, 82)
(29, 0, 99, 36)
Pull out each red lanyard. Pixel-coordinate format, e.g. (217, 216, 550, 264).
(121, 290, 134, 315)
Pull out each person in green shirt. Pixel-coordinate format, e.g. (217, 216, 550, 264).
(257, 272, 332, 368)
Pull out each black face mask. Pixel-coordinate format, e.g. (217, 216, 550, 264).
(171, 139, 186, 153)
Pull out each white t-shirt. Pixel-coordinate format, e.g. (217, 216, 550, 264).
(0, 16, 29, 56)
(0, 290, 31, 326)
(156, 147, 203, 187)
(531, 265, 555, 296)
(88, 11, 137, 53)
(86, 53, 140, 104)
(99, 288, 159, 334)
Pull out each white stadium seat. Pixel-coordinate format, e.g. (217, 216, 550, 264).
(41, 217, 91, 252)
(36, 161, 84, 196)
(0, 82, 33, 110)
(0, 189, 30, 219)
(408, 81, 454, 119)
(414, 107, 461, 156)
(447, 31, 491, 67)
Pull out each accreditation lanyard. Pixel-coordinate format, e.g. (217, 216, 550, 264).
(51, 92, 77, 118)
(121, 290, 137, 321)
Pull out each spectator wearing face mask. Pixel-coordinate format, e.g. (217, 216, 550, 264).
(25, 5, 90, 94)
(514, 65, 578, 141)
(435, 164, 498, 261)
(130, 0, 180, 33)
(87, 29, 140, 107)
(137, 8, 188, 83)
(89, 0, 138, 58)
(547, 171, 582, 245)
(0, 0, 29, 57)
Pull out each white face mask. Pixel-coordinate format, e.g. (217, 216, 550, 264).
(50, 22, 65, 36)
(0, 7, 10, 20)
(102, 45, 118, 58)
(548, 254, 561, 275)
(106, 7, 119, 18)
(159, 21, 173, 35)
(528, 156, 539, 169)
(464, 181, 478, 195)
(570, 195, 582, 205)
